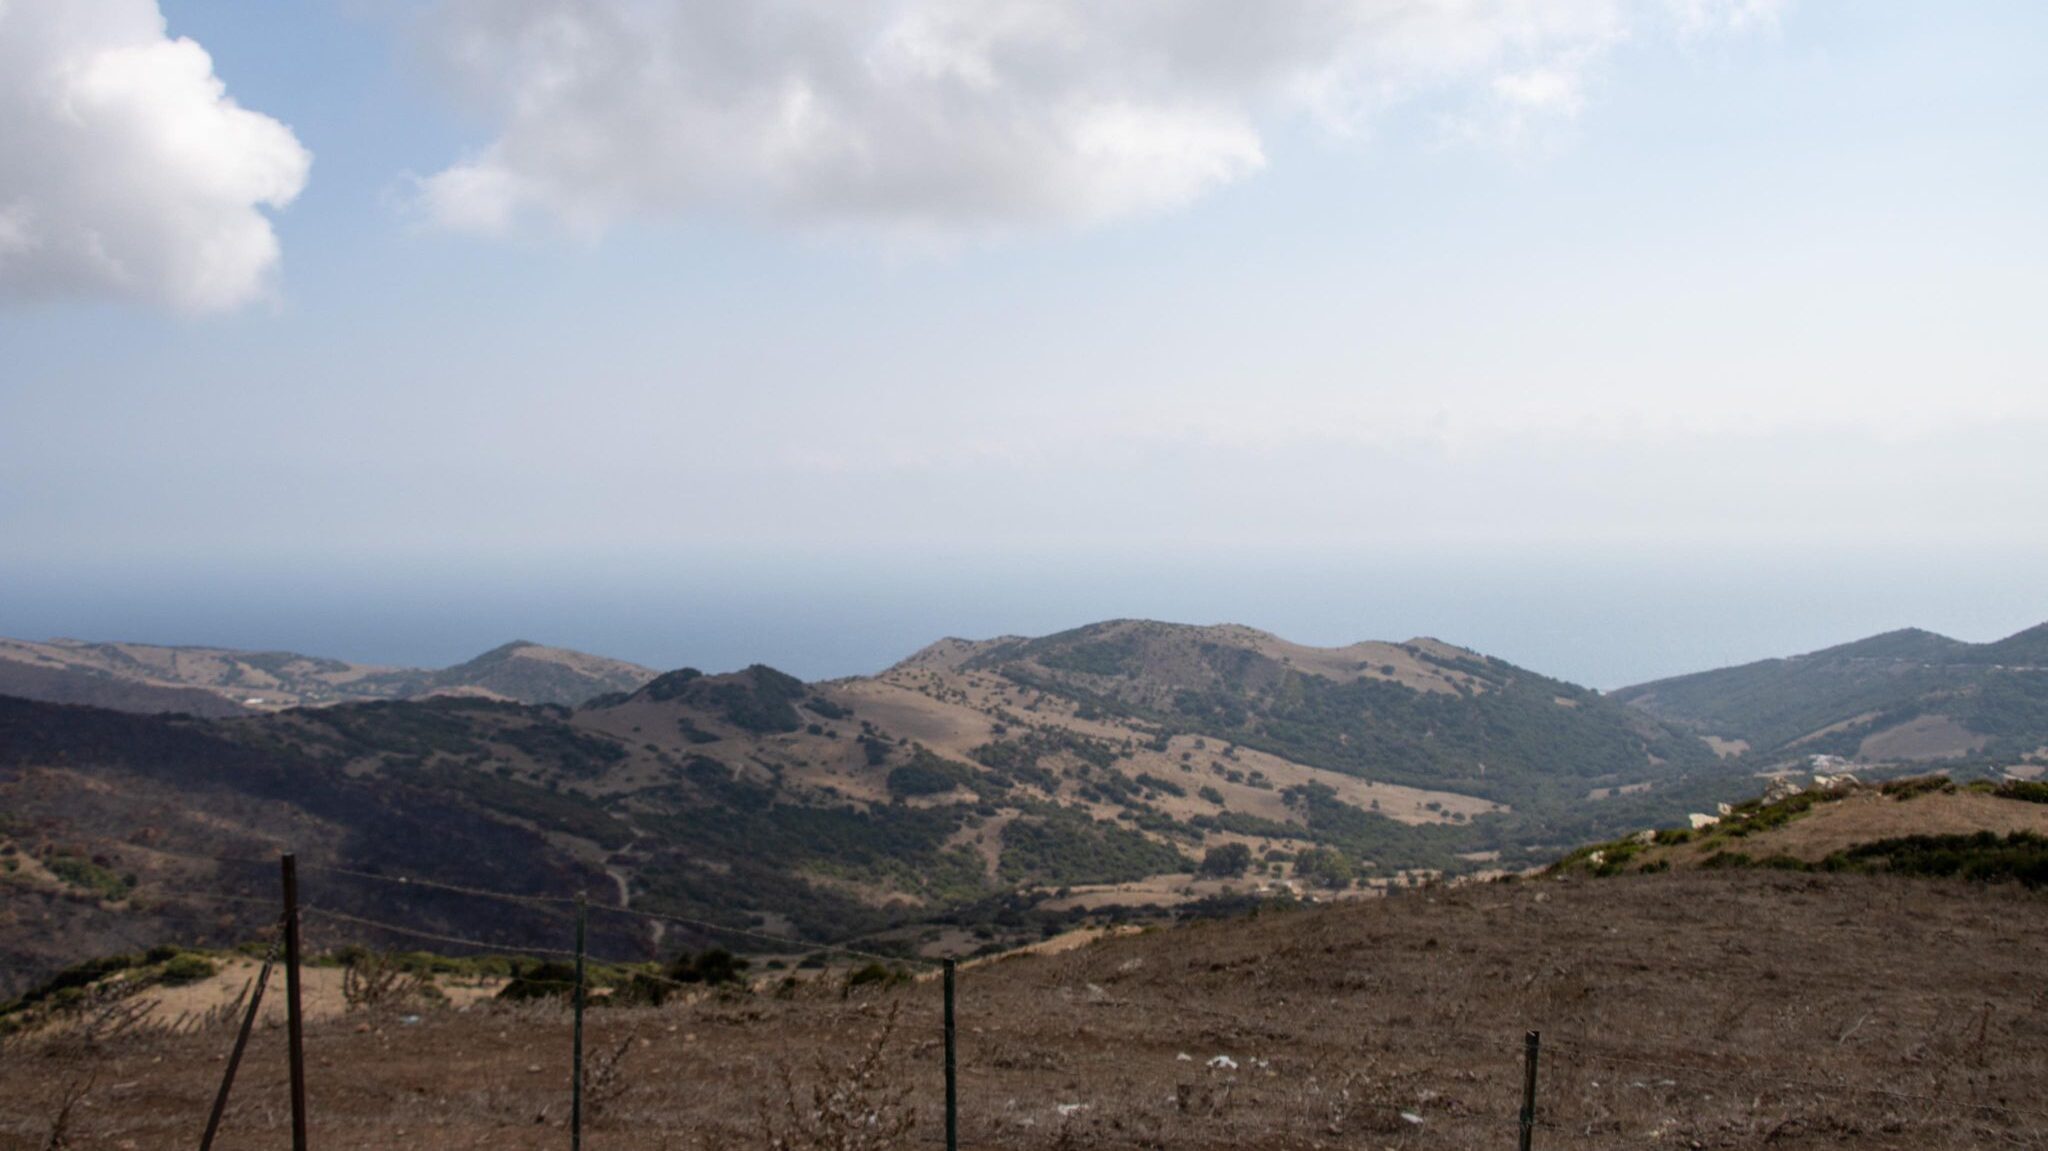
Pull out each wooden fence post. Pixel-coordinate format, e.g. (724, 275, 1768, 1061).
(281, 854, 309, 1151)
(572, 892, 587, 1151)
(1519, 1029, 1541, 1151)
(944, 958, 958, 1151)
(197, 940, 276, 1150)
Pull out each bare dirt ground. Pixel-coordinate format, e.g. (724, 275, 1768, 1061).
(5, 870, 2046, 1150)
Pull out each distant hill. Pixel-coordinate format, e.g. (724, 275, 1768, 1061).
(1, 619, 1757, 990)
(0, 636, 656, 712)
(409, 640, 660, 707)
(0, 659, 252, 717)
(1611, 623, 2048, 769)
(946, 620, 1718, 813)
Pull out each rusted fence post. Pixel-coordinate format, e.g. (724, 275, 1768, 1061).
(944, 958, 958, 1151)
(281, 854, 309, 1151)
(1518, 1029, 1541, 1151)
(572, 892, 587, 1151)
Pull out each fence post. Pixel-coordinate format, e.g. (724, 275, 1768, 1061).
(197, 943, 276, 1150)
(281, 853, 309, 1151)
(1518, 1029, 1541, 1151)
(572, 892, 587, 1151)
(944, 957, 958, 1151)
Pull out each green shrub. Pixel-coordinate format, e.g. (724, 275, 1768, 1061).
(1827, 831, 2048, 886)
(887, 759, 967, 798)
(845, 962, 911, 992)
(498, 960, 581, 1000)
(46, 855, 133, 900)
(0, 953, 141, 1016)
(665, 948, 750, 986)
(1134, 772, 1187, 798)
(157, 953, 218, 986)
(997, 808, 1190, 886)
(1880, 775, 1955, 801)
(1993, 780, 2048, 804)
(1720, 789, 1841, 838)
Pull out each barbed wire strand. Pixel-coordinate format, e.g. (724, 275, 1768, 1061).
(147, 846, 586, 910)
(297, 907, 772, 994)
(587, 903, 936, 970)
(301, 907, 586, 961)
(103, 845, 943, 968)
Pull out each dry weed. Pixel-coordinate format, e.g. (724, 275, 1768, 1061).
(756, 1002, 916, 1151)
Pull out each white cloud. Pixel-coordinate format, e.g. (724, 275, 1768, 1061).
(413, 0, 1782, 238)
(1493, 66, 1587, 115)
(0, 1, 310, 312)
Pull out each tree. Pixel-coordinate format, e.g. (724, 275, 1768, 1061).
(1293, 846, 1355, 889)
(1199, 842, 1253, 878)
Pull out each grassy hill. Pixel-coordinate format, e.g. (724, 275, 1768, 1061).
(1, 619, 1763, 993)
(1611, 622, 2048, 770)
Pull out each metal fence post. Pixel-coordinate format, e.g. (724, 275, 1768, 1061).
(944, 958, 958, 1151)
(572, 892, 587, 1151)
(281, 854, 309, 1151)
(1519, 1029, 1541, 1151)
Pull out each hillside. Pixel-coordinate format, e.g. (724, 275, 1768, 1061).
(0, 636, 656, 711)
(0, 658, 252, 718)
(1552, 774, 2048, 885)
(1611, 622, 2048, 770)
(5, 869, 2044, 1151)
(0, 620, 1761, 994)
(0, 695, 640, 994)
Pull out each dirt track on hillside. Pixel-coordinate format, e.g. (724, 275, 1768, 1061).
(4, 871, 2046, 1150)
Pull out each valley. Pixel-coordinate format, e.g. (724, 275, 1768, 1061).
(4, 618, 2046, 1002)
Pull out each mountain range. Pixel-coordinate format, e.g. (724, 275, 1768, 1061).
(3, 616, 2043, 993)
(0, 637, 657, 712)
(1612, 623, 2048, 769)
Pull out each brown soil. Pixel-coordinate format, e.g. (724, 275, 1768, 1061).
(5, 871, 2045, 1150)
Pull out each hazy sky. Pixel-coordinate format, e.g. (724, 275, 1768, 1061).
(2, 1, 2044, 686)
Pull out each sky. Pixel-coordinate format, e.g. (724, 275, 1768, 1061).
(2, 0, 2045, 688)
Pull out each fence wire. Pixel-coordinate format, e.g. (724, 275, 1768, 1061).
(8, 854, 2048, 1150)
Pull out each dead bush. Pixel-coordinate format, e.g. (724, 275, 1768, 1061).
(756, 1002, 916, 1151)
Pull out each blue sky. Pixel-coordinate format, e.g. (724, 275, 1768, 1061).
(2, 1, 2045, 685)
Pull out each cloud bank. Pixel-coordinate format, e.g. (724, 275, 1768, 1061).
(416, 0, 1779, 237)
(0, 1, 310, 312)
